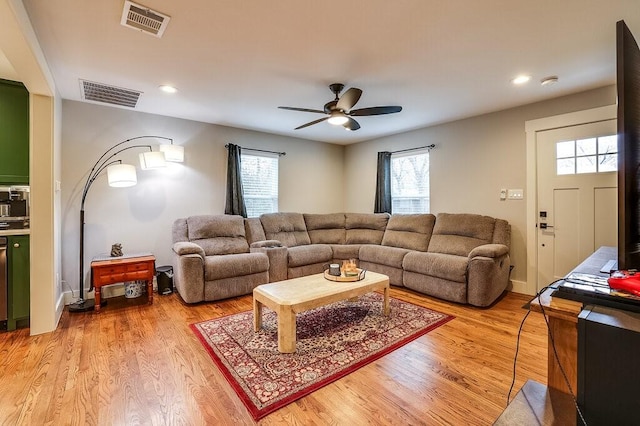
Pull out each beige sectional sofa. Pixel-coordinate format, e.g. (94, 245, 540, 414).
(171, 212, 511, 307)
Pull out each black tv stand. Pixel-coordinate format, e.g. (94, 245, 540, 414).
(578, 305, 640, 424)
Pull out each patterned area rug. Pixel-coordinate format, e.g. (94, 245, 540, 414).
(191, 292, 453, 420)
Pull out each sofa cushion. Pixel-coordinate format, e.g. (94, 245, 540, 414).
(359, 245, 411, 269)
(244, 217, 266, 244)
(304, 213, 346, 244)
(260, 213, 311, 247)
(331, 244, 361, 260)
(287, 244, 333, 268)
(345, 213, 389, 244)
(204, 252, 269, 281)
(428, 213, 496, 257)
(382, 214, 435, 252)
(187, 215, 249, 256)
(403, 251, 468, 283)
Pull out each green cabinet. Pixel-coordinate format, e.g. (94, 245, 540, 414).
(7, 235, 29, 330)
(0, 79, 29, 184)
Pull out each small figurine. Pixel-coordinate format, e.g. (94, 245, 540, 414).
(110, 243, 123, 257)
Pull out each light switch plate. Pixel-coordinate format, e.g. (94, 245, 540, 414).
(500, 188, 507, 200)
(507, 189, 524, 200)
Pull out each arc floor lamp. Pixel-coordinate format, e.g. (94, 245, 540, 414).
(68, 136, 184, 313)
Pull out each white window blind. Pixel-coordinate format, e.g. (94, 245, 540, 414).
(241, 153, 279, 218)
(390, 149, 430, 213)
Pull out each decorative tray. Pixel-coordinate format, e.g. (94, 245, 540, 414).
(323, 268, 367, 282)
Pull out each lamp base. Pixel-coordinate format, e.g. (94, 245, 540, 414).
(68, 298, 106, 313)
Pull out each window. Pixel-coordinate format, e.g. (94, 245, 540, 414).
(556, 135, 617, 175)
(241, 153, 278, 218)
(390, 149, 430, 213)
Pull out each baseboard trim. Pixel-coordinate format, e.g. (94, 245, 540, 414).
(55, 292, 65, 324)
(508, 279, 535, 296)
(62, 290, 75, 306)
(62, 284, 127, 305)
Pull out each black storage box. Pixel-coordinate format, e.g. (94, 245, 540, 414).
(156, 265, 173, 295)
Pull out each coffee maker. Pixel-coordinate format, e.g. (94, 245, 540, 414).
(0, 186, 29, 230)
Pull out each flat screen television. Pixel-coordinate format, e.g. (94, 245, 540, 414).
(617, 20, 640, 271)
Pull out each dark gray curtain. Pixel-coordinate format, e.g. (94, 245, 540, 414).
(224, 143, 247, 217)
(374, 151, 392, 213)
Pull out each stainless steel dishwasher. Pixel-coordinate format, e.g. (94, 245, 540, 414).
(0, 236, 7, 326)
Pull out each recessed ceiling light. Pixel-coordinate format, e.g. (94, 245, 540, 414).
(159, 85, 178, 93)
(511, 75, 531, 85)
(540, 76, 559, 86)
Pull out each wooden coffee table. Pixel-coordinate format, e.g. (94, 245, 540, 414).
(253, 271, 390, 353)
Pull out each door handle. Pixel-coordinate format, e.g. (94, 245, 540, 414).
(13, 243, 19, 248)
(540, 223, 554, 229)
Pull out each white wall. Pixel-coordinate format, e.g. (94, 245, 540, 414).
(344, 85, 617, 289)
(61, 100, 345, 297)
(62, 85, 616, 299)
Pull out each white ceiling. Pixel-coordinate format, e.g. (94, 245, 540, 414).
(8, 0, 640, 144)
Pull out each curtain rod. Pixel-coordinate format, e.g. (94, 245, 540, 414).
(390, 144, 435, 154)
(225, 144, 286, 156)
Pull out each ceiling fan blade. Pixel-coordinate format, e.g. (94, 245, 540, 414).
(279, 106, 326, 114)
(294, 116, 329, 130)
(350, 106, 402, 116)
(336, 88, 363, 111)
(343, 117, 361, 131)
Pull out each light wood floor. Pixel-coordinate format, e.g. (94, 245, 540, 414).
(0, 287, 547, 425)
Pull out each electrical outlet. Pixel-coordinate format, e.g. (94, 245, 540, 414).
(500, 188, 507, 200)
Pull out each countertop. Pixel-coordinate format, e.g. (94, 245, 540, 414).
(0, 229, 30, 236)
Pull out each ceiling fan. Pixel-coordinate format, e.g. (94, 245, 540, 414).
(278, 83, 402, 131)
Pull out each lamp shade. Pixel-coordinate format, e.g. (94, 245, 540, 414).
(159, 143, 184, 162)
(139, 151, 166, 170)
(107, 164, 137, 187)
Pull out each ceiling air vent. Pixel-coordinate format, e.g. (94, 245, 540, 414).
(80, 80, 142, 108)
(120, 1, 170, 38)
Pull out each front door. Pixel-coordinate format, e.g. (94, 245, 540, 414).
(536, 119, 617, 289)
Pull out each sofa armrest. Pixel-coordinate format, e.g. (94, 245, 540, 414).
(173, 241, 205, 259)
(467, 246, 511, 307)
(468, 243, 509, 259)
(171, 249, 205, 304)
(250, 243, 288, 282)
(250, 240, 284, 249)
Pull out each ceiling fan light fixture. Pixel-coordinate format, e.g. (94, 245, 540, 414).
(328, 111, 348, 125)
(279, 83, 402, 131)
